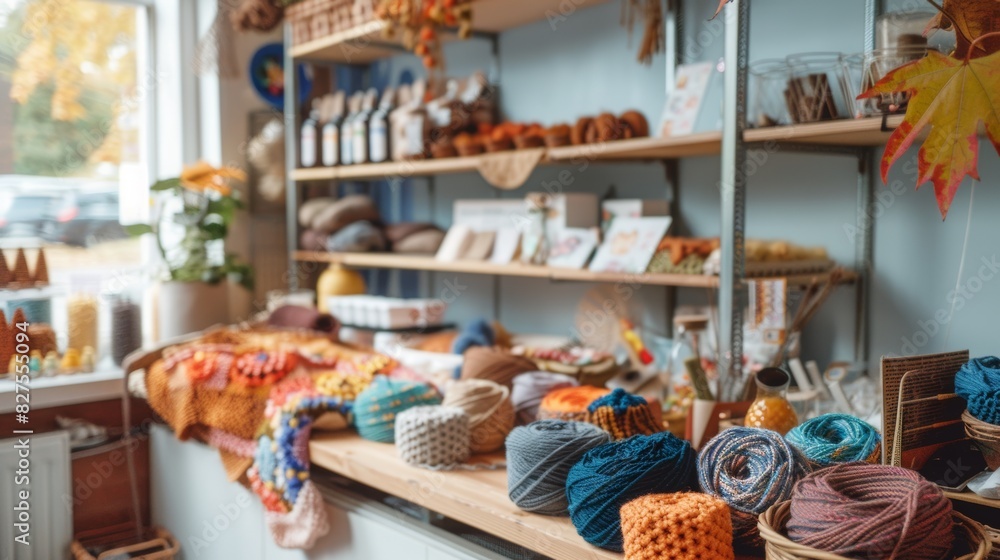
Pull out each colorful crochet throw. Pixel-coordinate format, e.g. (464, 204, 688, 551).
(145, 328, 415, 548)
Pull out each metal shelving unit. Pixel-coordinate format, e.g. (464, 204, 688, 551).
(283, 0, 884, 390)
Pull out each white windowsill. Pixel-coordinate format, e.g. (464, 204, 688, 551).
(0, 367, 125, 413)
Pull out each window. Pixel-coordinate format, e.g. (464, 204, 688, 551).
(1, 0, 153, 362)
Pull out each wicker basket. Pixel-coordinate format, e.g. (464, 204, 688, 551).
(285, 0, 375, 46)
(758, 501, 991, 560)
(962, 410, 1000, 470)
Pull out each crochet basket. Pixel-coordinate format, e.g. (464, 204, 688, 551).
(285, 0, 375, 46)
(962, 410, 1000, 471)
(758, 501, 991, 560)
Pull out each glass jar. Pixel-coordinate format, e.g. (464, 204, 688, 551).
(859, 47, 934, 116)
(520, 202, 550, 266)
(877, 11, 937, 50)
(786, 52, 851, 123)
(745, 367, 799, 435)
(663, 315, 712, 406)
(109, 294, 142, 366)
(749, 59, 792, 128)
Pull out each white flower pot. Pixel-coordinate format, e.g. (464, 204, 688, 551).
(156, 281, 230, 342)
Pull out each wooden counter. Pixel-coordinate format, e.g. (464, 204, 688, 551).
(310, 431, 621, 560)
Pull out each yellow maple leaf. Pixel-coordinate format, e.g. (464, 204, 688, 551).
(859, 49, 1000, 219)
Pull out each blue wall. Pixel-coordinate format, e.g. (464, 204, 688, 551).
(364, 0, 999, 371)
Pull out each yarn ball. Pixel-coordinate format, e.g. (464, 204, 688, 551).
(510, 372, 578, 425)
(538, 386, 610, 422)
(442, 379, 514, 453)
(786, 413, 882, 467)
(459, 347, 537, 389)
(587, 388, 663, 441)
(955, 356, 1000, 425)
(395, 406, 471, 469)
(566, 432, 698, 551)
(326, 221, 387, 253)
(451, 318, 496, 355)
(788, 463, 954, 560)
(698, 427, 811, 552)
(505, 420, 610, 515)
(620, 493, 735, 560)
(353, 376, 442, 443)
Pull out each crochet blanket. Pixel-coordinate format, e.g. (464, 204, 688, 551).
(143, 328, 410, 548)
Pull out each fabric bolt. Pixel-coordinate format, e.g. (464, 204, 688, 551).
(395, 405, 471, 469)
(506, 420, 610, 515)
(955, 356, 1000, 425)
(537, 385, 610, 422)
(787, 463, 954, 560)
(620, 493, 734, 560)
(326, 221, 387, 253)
(442, 379, 514, 453)
(393, 229, 445, 254)
(310, 195, 380, 234)
(459, 347, 537, 389)
(698, 427, 811, 552)
(566, 432, 698, 552)
(785, 413, 882, 467)
(353, 375, 442, 443)
(586, 388, 663, 440)
(510, 372, 578, 425)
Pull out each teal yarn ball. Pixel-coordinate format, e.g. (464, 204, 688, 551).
(786, 413, 881, 467)
(506, 420, 610, 516)
(955, 356, 1000, 425)
(353, 376, 441, 443)
(565, 431, 697, 552)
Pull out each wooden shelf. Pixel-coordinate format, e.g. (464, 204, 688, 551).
(291, 133, 724, 183)
(309, 431, 620, 560)
(744, 115, 905, 146)
(294, 251, 855, 288)
(290, 0, 611, 62)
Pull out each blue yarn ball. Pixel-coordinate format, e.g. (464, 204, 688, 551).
(955, 356, 1000, 425)
(451, 319, 496, 355)
(586, 388, 645, 414)
(566, 431, 697, 552)
(786, 413, 881, 467)
(353, 376, 441, 443)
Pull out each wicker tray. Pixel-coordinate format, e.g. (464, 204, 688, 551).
(71, 526, 179, 560)
(758, 501, 991, 560)
(285, 0, 374, 45)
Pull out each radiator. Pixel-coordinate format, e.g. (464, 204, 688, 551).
(0, 431, 72, 560)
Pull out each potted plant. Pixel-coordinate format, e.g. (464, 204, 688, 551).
(126, 162, 254, 341)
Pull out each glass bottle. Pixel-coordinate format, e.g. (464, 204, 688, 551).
(368, 87, 395, 164)
(321, 91, 345, 167)
(663, 315, 710, 407)
(352, 87, 378, 165)
(299, 100, 320, 168)
(745, 367, 799, 435)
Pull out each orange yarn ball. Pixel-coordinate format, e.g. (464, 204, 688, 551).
(537, 386, 611, 422)
(620, 493, 734, 560)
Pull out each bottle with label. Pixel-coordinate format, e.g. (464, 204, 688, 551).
(321, 91, 345, 167)
(402, 80, 429, 159)
(300, 99, 320, 168)
(352, 88, 378, 165)
(340, 92, 363, 166)
(389, 83, 414, 161)
(368, 87, 396, 164)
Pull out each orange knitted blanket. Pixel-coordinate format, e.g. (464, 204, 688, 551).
(143, 327, 416, 548)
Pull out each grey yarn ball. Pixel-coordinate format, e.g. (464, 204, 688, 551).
(505, 420, 611, 516)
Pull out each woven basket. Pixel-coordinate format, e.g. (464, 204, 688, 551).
(71, 527, 179, 560)
(285, 0, 374, 45)
(962, 410, 1000, 470)
(758, 501, 991, 560)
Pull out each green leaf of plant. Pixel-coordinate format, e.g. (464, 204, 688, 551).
(123, 223, 154, 236)
(199, 219, 228, 240)
(150, 178, 181, 191)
